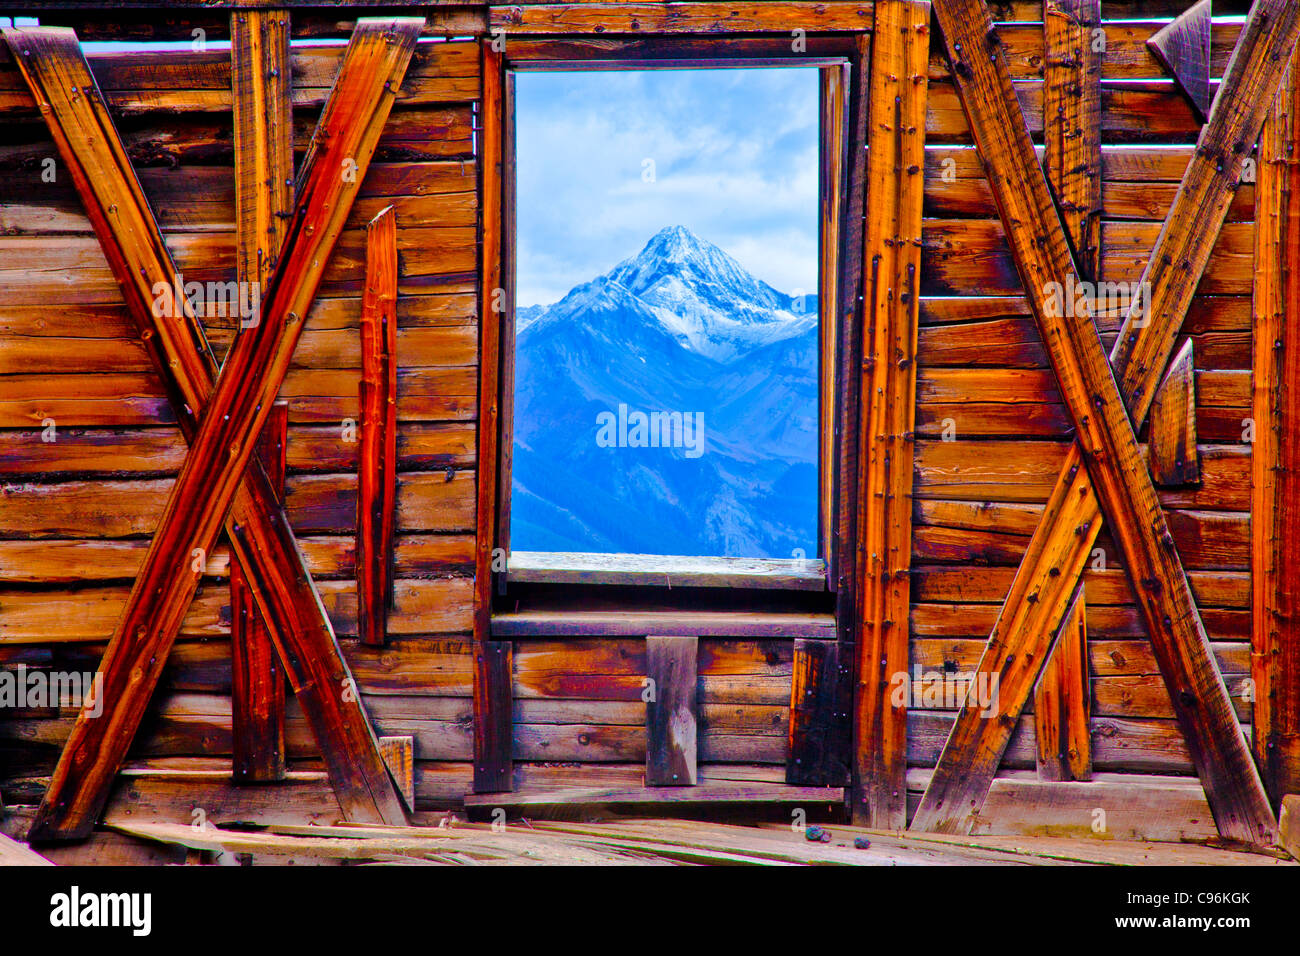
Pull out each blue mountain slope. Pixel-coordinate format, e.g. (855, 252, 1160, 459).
(511, 226, 819, 559)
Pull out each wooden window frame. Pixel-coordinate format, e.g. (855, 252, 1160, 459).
(484, 35, 865, 598)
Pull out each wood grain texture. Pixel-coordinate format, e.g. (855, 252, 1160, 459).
(645, 636, 699, 787)
(473, 640, 513, 793)
(853, 0, 929, 830)
(230, 401, 289, 783)
(12, 18, 422, 842)
(357, 206, 398, 647)
(1033, 583, 1091, 782)
(489, 3, 876, 34)
(229, 8, 291, 785)
(1147, 0, 1213, 121)
(1042, 0, 1101, 281)
(914, 0, 1292, 847)
(1148, 339, 1200, 486)
(787, 639, 850, 786)
(1252, 59, 1300, 806)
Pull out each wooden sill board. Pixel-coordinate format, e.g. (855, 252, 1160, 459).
(506, 551, 828, 590)
(490, 609, 836, 638)
(464, 783, 846, 807)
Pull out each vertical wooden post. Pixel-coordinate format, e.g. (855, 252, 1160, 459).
(357, 206, 398, 647)
(230, 8, 291, 783)
(473, 640, 513, 793)
(1033, 583, 1091, 781)
(231, 401, 289, 782)
(1043, 0, 1102, 283)
(852, 0, 929, 830)
(1252, 60, 1300, 806)
(473, 41, 512, 792)
(788, 640, 851, 785)
(645, 636, 698, 787)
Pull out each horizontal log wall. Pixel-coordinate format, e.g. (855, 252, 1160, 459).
(0, 37, 485, 814)
(912, 7, 1257, 801)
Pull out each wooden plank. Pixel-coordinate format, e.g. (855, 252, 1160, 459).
(505, 551, 827, 590)
(1148, 339, 1200, 486)
(0, 832, 54, 866)
(853, 0, 929, 830)
(914, 0, 1293, 848)
(1042, 0, 1101, 282)
(1252, 59, 1300, 806)
(378, 735, 415, 812)
(820, 63, 847, 578)
(15, 18, 422, 843)
(645, 636, 699, 787)
(473, 640, 513, 793)
(1281, 795, 1300, 861)
(357, 206, 398, 647)
(1147, 0, 1213, 121)
(1033, 583, 1091, 782)
(787, 639, 850, 786)
(491, 610, 836, 638)
(464, 784, 845, 809)
(488, 3, 876, 34)
(231, 401, 289, 784)
(228, 7, 292, 787)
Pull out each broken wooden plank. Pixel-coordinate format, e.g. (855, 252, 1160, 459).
(646, 636, 699, 787)
(378, 735, 415, 813)
(1252, 59, 1300, 806)
(787, 640, 851, 787)
(1148, 339, 1200, 486)
(1147, 0, 1214, 121)
(1033, 583, 1091, 781)
(231, 401, 289, 784)
(0, 832, 53, 866)
(473, 640, 513, 793)
(17, 18, 422, 842)
(1043, 0, 1102, 281)
(854, 0, 930, 830)
(914, 0, 1292, 847)
(357, 205, 398, 647)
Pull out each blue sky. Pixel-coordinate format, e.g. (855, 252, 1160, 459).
(515, 67, 820, 306)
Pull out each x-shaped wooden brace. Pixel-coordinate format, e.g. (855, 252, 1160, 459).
(4, 17, 425, 843)
(911, 0, 1300, 847)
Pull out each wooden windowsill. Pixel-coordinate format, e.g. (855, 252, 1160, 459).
(505, 551, 828, 591)
(490, 607, 836, 638)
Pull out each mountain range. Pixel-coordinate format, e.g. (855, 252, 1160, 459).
(510, 225, 819, 559)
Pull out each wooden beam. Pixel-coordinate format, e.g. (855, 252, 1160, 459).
(645, 636, 699, 787)
(18, 18, 422, 842)
(1042, 0, 1101, 281)
(229, 7, 292, 785)
(473, 640, 513, 793)
(1148, 339, 1200, 487)
(1252, 59, 1300, 806)
(914, 0, 1292, 847)
(357, 206, 398, 647)
(1033, 582, 1091, 781)
(853, 0, 929, 830)
(488, 3, 876, 34)
(788, 639, 851, 786)
(230, 400, 289, 784)
(1147, 0, 1214, 121)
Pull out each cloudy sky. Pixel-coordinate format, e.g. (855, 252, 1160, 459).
(515, 67, 820, 307)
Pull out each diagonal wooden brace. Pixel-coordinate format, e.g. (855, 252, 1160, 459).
(11, 18, 424, 842)
(913, 0, 1296, 847)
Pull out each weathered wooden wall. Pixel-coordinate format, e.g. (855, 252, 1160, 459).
(0, 0, 1286, 841)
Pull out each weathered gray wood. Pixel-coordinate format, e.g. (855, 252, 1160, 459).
(646, 636, 698, 787)
(1147, 0, 1214, 120)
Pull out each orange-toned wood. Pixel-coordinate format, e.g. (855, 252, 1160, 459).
(489, 3, 876, 34)
(229, 8, 292, 784)
(914, 0, 1291, 848)
(357, 206, 398, 647)
(1043, 0, 1101, 281)
(1033, 583, 1091, 782)
(852, 0, 929, 831)
(1252, 59, 1300, 807)
(1148, 339, 1200, 486)
(14, 18, 422, 842)
(230, 401, 289, 783)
